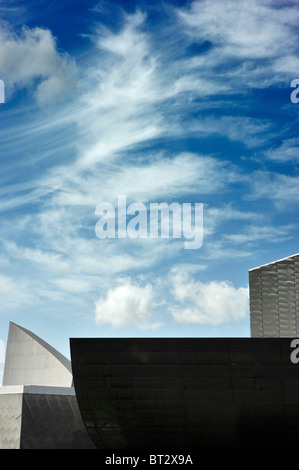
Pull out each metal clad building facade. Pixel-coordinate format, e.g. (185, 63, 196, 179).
(249, 253, 299, 337)
(0, 323, 95, 449)
(70, 337, 299, 449)
(0, 386, 94, 449)
(2, 252, 299, 449)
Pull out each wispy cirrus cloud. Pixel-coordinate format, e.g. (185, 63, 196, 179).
(265, 138, 299, 162)
(223, 224, 296, 245)
(247, 171, 299, 208)
(0, 273, 36, 312)
(0, 1, 297, 336)
(178, 0, 299, 80)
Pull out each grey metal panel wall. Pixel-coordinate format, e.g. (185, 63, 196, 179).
(249, 269, 263, 337)
(250, 254, 299, 337)
(70, 337, 299, 449)
(261, 264, 279, 336)
(277, 258, 296, 336)
(0, 392, 22, 449)
(0, 323, 95, 449)
(20, 393, 95, 449)
(0, 387, 95, 449)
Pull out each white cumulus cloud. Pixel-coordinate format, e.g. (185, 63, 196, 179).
(170, 268, 249, 326)
(94, 278, 161, 329)
(0, 22, 77, 104)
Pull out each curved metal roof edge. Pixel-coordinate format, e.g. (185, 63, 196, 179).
(7, 322, 72, 375)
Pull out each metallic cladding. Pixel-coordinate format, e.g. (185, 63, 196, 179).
(249, 253, 299, 337)
(70, 337, 299, 449)
(0, 323, 95, 449)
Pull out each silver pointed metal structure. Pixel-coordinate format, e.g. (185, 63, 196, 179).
(0, 322, 94, 449)
(3, 322, 72, 387)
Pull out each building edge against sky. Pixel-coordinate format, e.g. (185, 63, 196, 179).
(2, 322, 73, 387)
(1, 253, 299, 448)
(0, 322, 94, 449)
(70, 253, 299, 449)
(70, 336, 299, 449)
(249, 253, 299, 338)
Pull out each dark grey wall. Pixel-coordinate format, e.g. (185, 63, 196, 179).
(70, 337, 299, 449)
(21, 392, 95, 449)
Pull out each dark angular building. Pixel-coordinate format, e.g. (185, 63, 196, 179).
(3, 254, 299, 449)
(70, 337, 299, 449)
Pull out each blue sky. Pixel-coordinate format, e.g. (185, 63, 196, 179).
(0, 0, 298, 381)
